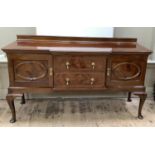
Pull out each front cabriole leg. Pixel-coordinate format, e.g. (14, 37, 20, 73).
(127, 92, 132, 102)
(21, 93, 26, 104)
(6, 94, 22, 123)
(134, 92, 147, 119)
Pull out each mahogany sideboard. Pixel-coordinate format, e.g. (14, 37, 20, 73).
(2, 35, 152, 123)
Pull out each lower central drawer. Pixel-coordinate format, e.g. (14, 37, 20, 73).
(54, 72, 105, 89)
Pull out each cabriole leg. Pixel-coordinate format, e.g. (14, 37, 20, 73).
(21, 93, 26, 104)
(6, 93, 23, 123)
(134, 92, 147, 119)
(127, 92, 132, 102)
(6, 95, 16, 123)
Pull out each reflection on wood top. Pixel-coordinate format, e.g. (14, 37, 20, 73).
(2, 35, 152, 54)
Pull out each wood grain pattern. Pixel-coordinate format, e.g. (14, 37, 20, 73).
(112, 62, 141, 80)
(54, 55, 107, 72)
(14, 61, 48, 81)
(106, 55, 148, 87)
(9, 54, 53, 87)
(1, 35, 152, 123)
(54, 72, 105, 89)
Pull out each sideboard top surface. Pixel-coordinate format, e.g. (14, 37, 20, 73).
(2, 35, 152, 54)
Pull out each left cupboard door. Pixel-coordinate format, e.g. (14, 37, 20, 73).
(7, 54, 53, 87)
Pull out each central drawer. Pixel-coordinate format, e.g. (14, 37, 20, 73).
(54, 72, 105, 89)
(53, 55, 107, 90)
(54, 55, 106, 72)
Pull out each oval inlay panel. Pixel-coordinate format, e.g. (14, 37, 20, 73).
(112, 62, 141, 80)
(15, 61, 47, 81)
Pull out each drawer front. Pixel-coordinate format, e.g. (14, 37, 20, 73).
(54, 72, 105, 89)
(54, 55, 107, 72)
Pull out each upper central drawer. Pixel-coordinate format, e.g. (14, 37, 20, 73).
(54, 55, 107, 72)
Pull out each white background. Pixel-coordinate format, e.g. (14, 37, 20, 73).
(0, 0, 155, 155)
(37, 27, 114, 37)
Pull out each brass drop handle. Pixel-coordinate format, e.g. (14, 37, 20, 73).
(91, 62, 95, 69)
(90, 78, 95, 85)
(49, 67, 53, 76)
(30, 77, 35, 81)
(107, 68, 111, 76)
(65, 61, 70, 69)
(65, 78, 70, 85)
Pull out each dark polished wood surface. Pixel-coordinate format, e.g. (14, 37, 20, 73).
(2, 35, 152, 123)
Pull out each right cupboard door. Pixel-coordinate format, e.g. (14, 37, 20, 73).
(106, 55, 148, 88)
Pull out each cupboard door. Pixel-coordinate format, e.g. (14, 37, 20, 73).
(9, 54, 53, 87)
(106, 55, 147, 88)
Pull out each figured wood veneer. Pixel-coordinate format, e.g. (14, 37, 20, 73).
(2, 35, 152, 123)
